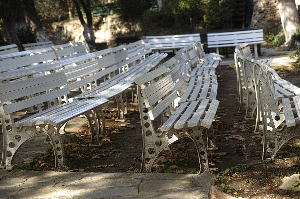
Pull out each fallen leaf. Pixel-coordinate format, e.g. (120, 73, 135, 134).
(91, 155, 100, 159)
(266, 185, 272, 189)
(225, 135, 245, 141)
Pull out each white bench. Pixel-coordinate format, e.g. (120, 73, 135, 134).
(146, 33, 201, 52)
(134, 42, 221, 173)
(234, 43, 272, 120)
(22, 41, 54, 50)
(208, 29, 264, 58)
(0, 44, 19, 55)
(0, 71, 109, 170)
(0, 39, 167, 170)
(234, 43, 300, 134)
(235, 49, 300, 159)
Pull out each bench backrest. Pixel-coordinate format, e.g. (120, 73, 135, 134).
(135, 47, 192, 120)
(29, 47, 57, 63)
(71, 41, 90, 57)
(207, 29, 264, 48)
(52, 43, 77, 60)
(0, 51, 34, 73)
(22, 41, 54, 50)
(146, 33, 201, 50)
(0, 71, 69, 115)
(0, 44, 19, 55)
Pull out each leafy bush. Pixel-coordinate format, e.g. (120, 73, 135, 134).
(263, 27, 276, 44)
(0, 19, 7, 46)
(163, 0, 203, 30)
(291, 28, 300, 49)
(142, 9, 174, 29)
(263, 27, 285, 47)
(202, 0, 234, 29)
(272, 29, 285, 47)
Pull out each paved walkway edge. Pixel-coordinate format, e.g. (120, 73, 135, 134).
(0, 170, 215, 199)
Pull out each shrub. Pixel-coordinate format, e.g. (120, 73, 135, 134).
(202, 0, 234, 29)
(263, 27, 285, 47)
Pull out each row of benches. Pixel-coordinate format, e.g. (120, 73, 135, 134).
(0, 40, 167, 170)
(0, 39, 222, 173)
(235, 43, 300, 159)
(133, 29, 264, 58)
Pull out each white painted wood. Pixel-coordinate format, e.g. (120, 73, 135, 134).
(282, 98, 296, 127)
(174, 100, 199, 129)
(187, 99, 210, 128)
(200, 99, 219, 128)
(146, 33, 201, 51)
(23, 41, 54, 50)
(208, 30, 264, 55)
(0, 44, 19, 55)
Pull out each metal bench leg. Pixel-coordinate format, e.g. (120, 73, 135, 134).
(187, 129, 209, 173)
(1, 123, 67, 170)
(44, 125, 67, 170)
(85, 109, 101, 145)
(206, 128, 218, 151)
(131, 85, 139, 105)
(254, 44, 258, 58)
(115, 93, 126, 122)
(138, 90, 178, 172)
(216, 47, 220, 55)
(263, 127, 300, 159)
(95, 105, 106, 137)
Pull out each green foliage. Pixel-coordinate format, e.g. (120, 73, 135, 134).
(142, 9, 174, 29)
(0, 19, 6, 46)
(115, 0, 148, 20)
(202, 0, 234, 29)
(263, 27, 276, 44)
(161, 0, 203, 31)
(263, 27, 285, 47)
(272, 29, 285, 47)
(291, 28, 300, 49)
(220, 183, 229, 192)
(292, 180, 300, 187)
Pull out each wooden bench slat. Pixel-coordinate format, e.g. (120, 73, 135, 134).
(174, 100, 199, 129)
(179, 76, 196, 103)
(149, 91, 178, 120)
(189, 77, 203, 101)
(187, 99, 210, 127)
(0, 72, 67, 102)
(200, 99, 219, 129)
(282, 98, 296, 127)
(293, 96, 300, 121)
(161, 102, 189, 131)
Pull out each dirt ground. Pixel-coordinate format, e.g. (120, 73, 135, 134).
(3, 52, 300, 198)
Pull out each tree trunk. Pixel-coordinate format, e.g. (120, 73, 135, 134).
(79, 0, 95, 43)
(278, 0, 300, 44)
(21, 0, 49, 42)
(72, 0, 95, 43)
(0, 0, 24, 50)
(15, 0, 27, 31)
(157, 0, 162, 11)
